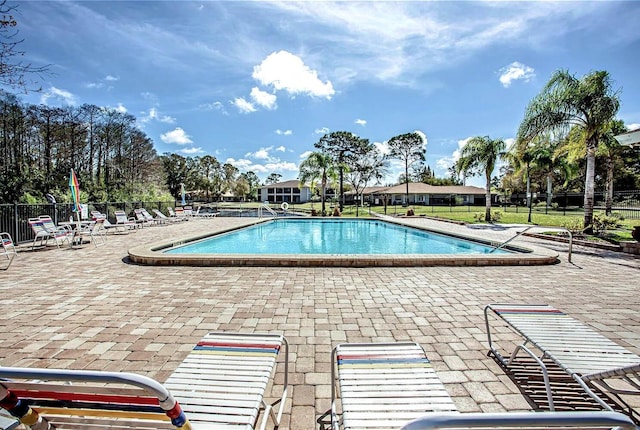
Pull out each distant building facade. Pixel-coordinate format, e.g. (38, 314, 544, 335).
(260, 180, 489, 205)
(351, 182, 489, 206)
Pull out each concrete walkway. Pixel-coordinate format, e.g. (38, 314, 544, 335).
(0, 216, 638, 429)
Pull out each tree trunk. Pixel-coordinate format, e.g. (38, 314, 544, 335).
(405, 163, 409, 204)
(583, 141, 597, 231)
(485, 171, 492, 222)
(605, 157, 614, 216)
(321, 176, 327, 216)
(526, 169, 532, 223)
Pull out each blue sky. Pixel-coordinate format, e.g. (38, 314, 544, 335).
(11, 1, 640, 186)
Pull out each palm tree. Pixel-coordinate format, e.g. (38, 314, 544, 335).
(517, 70, 620, 230)
(299, 151, 336, 216)
(598, 120, 627, 215)
(456, 136, 506, 222)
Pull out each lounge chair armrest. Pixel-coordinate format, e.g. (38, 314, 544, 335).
(401, 411, 636, 430)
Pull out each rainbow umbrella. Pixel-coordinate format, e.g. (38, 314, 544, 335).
(69, 169, 81, 221)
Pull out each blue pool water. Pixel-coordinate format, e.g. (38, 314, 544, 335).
(165, 219, 507, 255)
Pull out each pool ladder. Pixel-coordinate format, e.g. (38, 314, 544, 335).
(258, 204, 278, 218)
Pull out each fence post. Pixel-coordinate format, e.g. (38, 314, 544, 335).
(13, 203, 19, 243)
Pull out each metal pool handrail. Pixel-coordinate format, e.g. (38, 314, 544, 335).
(490, 226, 573, 263)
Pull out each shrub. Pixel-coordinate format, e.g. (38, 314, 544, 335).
(592, 214, 621, 236)
(473, 210, 502, 223)
(561, 218, 584, 235)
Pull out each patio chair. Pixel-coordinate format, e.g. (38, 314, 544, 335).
(164, 332, 289, 430)
(1, 232, 16, 270)
(194, 206, 219, 218)
(141, 208, 161, 225)
(76, 217, 107, 247)
(91, 211, 124, 234)
(183, 205, 194, 217)
(331, 342, 457, 430)
(30, 216, 72, 249)
(153, 208, 178, 224)
(485, 303, 640, 416)
(0, 331, 288, 430)
(134, 208, 154, 228)
(114, 210, 138, 232)
(168, 207, 187, 221)
(0, 367, 191, 429)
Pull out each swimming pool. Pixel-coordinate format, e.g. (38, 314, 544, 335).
(128, 218, 560, 267)
(165, 219, 507, 255)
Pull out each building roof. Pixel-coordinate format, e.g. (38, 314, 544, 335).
(259, 180, 305, 189)
(614, 129, 640, 147)
(361, 182, 487, 195)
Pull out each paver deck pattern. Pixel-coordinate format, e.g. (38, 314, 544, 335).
(1, 216, 639, 429)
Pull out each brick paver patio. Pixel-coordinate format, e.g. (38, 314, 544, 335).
(1, 216, 638, 429)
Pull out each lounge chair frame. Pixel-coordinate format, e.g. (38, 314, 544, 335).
(485, 303, 640, 417)
(0, 367, 191, 429)
(1, 232, 16, 270)
(331, 342, 457, 430)
(400, 410, 636, 429)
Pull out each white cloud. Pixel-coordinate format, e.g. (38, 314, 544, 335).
(250, 87, 277, 110)
(261, 2, 572, 87)
(374, 140, 390, 156)
(276, 145, 286, 152)
(299, 150, 314, 159)
(250, 148, 271, 160)
(252, 50, 335, 99)
(225, 157, 298, 175)
(105, 75, 119, 81)
(498, 61, 535, 87)
(200, 101, 229, 115)
(40, 86, 78, 106)
(627, 123, 640, 131)
(355, 118, 367, 127)
(436, 137, 471, 171)
(275, 129, 293, 135)
(181, 146, 204, 155)
(139, 107, 175, 124)
(232, 97, 256, 114)
(114, 103, 127, 113)
(415, 129, 428, 149)
(315, 127, 330, 135)
(160, 127, 193, 145)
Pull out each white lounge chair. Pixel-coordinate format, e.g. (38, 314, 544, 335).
(331, 342, 457, 430)
(134, 208, 154, 228)
(331, 341, 636, 430)
(153, 208, 178, 224)
(0, 331, 289, 430)
(1, 232, 16, 270)
(164, 332, 289, 430)
(168, 207, 187, 221)
(76, 217, 107, 247)
(32, 216, 73, 249)
(114, 210, 138, 232)
(485, 303, 640, 416)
